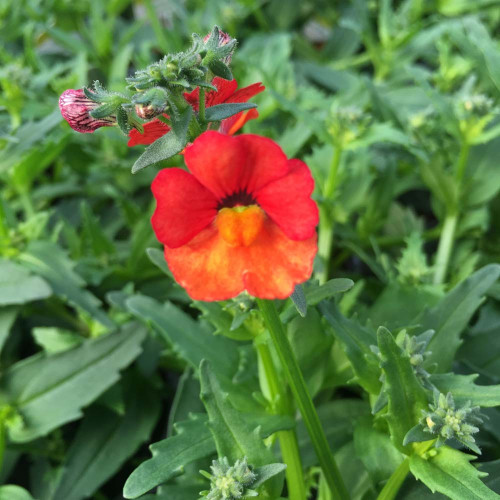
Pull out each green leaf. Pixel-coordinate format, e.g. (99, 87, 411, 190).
(123, 414, 215, 499)
(377, 326, 428, 452)
(0, 485, 34, 500)
(199, 360, 276, 466)
(290, 284, 307, 317)
(253, 463, 288, 488)
(1, 323, 145, 442)
(207, 59, 233, 80)
(0, 259, 52, 305)
(51, 375, 160, 500)
(0, 307, 18, 354)
(354, 416, 405, 484)
(126, 295, 239, 380)
(32, 327, 83, 354)
(131, 106, 192, 173)
(409, 446, 500, 500)
(19, 241, 114, 328)
(204, 102, 257, 122)
(421, 264, 500, 372)
(430, 373, 500, 408)
(320, 302, 381, 394)
(145, 247, 174, 279)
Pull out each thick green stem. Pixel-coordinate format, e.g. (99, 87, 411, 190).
(455, 140, 470, 184)
(318, 146, 343, 284)
(433, 213, 457, 285)
(255, 339, 307, 500)
(256, 299, 349, 500)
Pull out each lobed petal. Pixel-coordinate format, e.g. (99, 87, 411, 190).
(255, 159, 319, 240)
(184, 131, 289, 200)
(151, 168, 218, 248)
(164, 218, 317, 301)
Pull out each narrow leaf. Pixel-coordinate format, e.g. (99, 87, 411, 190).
(204, 102, 257, 122)
(290, 284, 307, 317)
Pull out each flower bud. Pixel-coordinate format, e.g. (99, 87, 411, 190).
(135, 104, 160, 120)
(203, 29, 235, 64)
(59, 89, 115, 133)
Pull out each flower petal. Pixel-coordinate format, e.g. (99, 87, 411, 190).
(219, 109, 259, 135)
(227, 82, 265, 103)
(151, 168, 218, 248)
(255, 159, 319, 240)
(184, 131, 289, 200)
(128, 118, 171, 146)
(164, 219, 317, 301)
(184, 78, 239, 111)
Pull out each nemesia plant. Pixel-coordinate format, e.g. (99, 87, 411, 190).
(46, 20, 500, 500)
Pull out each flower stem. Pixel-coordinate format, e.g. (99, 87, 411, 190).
(433, 213, 457, 285)
(256, 299, 349, 500)
(255, 338, 307, 500)
(318, 145, 343, 284)
(455, 139, 470, 184)
(376, 457, 410, 500)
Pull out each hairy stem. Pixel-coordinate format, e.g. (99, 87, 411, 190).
(256, 299, 349, 500)
(255, 339, 307, 500)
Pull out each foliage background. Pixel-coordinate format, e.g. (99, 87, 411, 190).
(2, 0, 500, 499)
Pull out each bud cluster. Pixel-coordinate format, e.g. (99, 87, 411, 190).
(200, 457, 257, 500)
(421, 391, 483, 454)
(327, 105, 371, 147)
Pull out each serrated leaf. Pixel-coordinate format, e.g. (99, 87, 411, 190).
(409, 446, 500, 500)
(204, 102, 257, 122)
(199, 360, 275, 466)
(421, 264, 500, 372)
(0, 259, 52, 306)
(377, 326, 428, 452)
(320, 302, 381, 394)
(123, 415, 214, 499)
(19, 241, 114, 328)
(430, 373, 500, 408)
(1, 323, 145, 442)
(131, 106, 192, 173)
(51, 375, 160, 500)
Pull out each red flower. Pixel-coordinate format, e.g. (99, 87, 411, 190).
(127, 78, 265, 146)
(59, 89, 115, 133)
(151, 131, 318, 301)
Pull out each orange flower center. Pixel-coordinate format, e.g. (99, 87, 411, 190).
(216, 205, 265, 247)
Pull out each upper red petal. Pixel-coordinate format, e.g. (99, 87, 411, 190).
(255, 159, 319, 240)
(183, 78, 239, 111)
(151, 168, 218, 248)
(128, 118, 171, 146)
(219, 109, 259, 135)
(224, 82, 265, 104)
(184, 131, 289, 200)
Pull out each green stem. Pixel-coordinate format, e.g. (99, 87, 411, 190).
(19, 190, 35, 219)
(256, 299, 349, 500)
(376, 457, 410, 500)
(198, 88, 206, 124)
(455, 139, 470, 184)
(433, 213, 458, 285)
(255, 339, 307, 500)
(376, 441, 435, 500)
(318, 146, 343, 284)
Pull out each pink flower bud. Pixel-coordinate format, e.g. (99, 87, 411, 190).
(59, 89, 115, 133)
(203, 29, 234, 64)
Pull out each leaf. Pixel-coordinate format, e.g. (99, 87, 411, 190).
(320, 302, 381, 394)
(0, 259, 52, 305)
(430, 373, 500, 408)
(0, 307, 18, 354)
(123, 415, 215, 499)
(409, 446, 500, 500)
(145, 247, 174, 279)
(199, 360, 275, 466)
(207, 60, 233, 80)
(51, 375, 160, 500)
(0, 485, 34, 500)
(131, 106, 192, 173)
(421, 264, 500, 372)
(290, 284, 307, 317)
(354, 416, 405, 485)
(253, 463, 288, 487)
(126, 295, 239, 380)
(377, 327, 428, 452)
(19, 241, 114, 328)
(32, 327, 83, 354)
(204, 102, 257, 122)
(1, 323, 145, 442)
